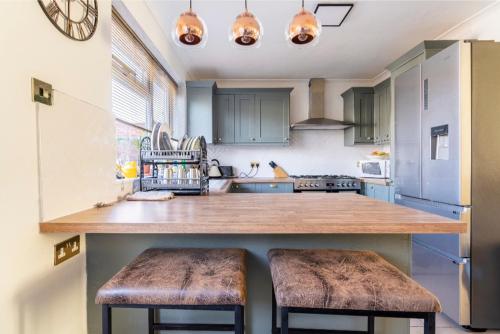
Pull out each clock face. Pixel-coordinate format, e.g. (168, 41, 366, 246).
(38, 0, 98, 41)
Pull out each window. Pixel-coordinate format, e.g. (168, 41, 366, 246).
(112, 9, 177, 172)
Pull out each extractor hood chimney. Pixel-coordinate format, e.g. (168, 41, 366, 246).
(291, 78, 354, 130)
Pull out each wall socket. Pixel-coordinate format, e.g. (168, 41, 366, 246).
(54, 235, 80, 265)
(250, 161, 260, 168)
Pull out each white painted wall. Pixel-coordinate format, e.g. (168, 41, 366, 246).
(436, 2, 500, 41)
(209, 79, 385, 177)
(0, 1, 187, 334)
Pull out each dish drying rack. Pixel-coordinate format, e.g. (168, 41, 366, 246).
(139, 136, 209, 195)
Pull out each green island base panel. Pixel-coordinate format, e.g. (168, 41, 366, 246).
(86, 234, 412, 334)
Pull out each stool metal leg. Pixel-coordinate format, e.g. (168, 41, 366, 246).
(281, 307, 289, 334)
(102, 305, 111, 334)
(148, 308, 154, 334)
(235, 305, 244, 334)
(424, 313, 436, 334)
(272, 288, 278, 334)
(368, 315, 375, 334)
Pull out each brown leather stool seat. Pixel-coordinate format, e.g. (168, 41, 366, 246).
(268, 249, 440, 334)
(96, 248, 247, 306)
(96, 248, 246, 334)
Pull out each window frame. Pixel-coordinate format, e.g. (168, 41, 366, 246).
(111, 8, 177, 132)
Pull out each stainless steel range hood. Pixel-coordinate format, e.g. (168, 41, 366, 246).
(291, 78, 354, 130)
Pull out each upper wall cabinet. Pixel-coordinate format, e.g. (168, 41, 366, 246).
(342, 87, 375, 146)
(188, 83, 292, 145)
(373, 79, 391, 144)
(187, 81, 217, 144)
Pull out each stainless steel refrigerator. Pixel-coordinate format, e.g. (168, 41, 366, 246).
(394, 40, 500, 330)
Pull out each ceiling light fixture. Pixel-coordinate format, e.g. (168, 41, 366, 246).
(230, 0, 262, 47)
(173, 0, 206, 47)
(287, 0, 321, 46)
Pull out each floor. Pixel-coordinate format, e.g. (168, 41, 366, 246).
(410, 314, 500, 333)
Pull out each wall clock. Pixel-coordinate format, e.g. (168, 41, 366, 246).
(38, 0, 98, 41)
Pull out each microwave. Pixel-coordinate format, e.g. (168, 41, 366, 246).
(357, 160, 390, 179)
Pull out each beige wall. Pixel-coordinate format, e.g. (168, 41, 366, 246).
(0, 1, 186, 333)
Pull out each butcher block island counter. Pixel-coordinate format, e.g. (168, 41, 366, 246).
(39, 192, 465, 234)
(43, 191, 465, 334)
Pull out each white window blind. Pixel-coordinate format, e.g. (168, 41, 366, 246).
(112, 10, 176, 131)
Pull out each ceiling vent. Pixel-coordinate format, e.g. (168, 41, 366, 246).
(314, 3, 353, 27)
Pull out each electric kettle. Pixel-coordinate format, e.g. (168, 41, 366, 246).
(208, 159, 222, 178)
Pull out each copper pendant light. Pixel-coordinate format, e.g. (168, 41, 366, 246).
(230, 0, 262, 47)
(287, 0, 321, 46)
(173, 0, 206, 47)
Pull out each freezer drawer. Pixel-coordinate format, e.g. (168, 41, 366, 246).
(412, 241, 470, 326)
(394, 64, 422, 198)
(396, 195, 470, 257)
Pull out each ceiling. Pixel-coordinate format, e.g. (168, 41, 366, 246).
(145, 0, 493, 79)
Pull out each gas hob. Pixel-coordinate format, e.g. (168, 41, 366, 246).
(290, 175, 361, 192)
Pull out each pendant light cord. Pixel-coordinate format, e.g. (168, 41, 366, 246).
(189, 0, 192, 10)
(302, 0, 304, 9)
(245, 0, 248, 11)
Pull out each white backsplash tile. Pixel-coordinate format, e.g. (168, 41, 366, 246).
(208, 130, 386, 177)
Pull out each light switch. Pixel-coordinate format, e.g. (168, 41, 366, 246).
(32, 77, 53, 106)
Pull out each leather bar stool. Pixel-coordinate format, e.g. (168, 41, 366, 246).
(96, 248, 247, 333)
(268, 249, 441, 334)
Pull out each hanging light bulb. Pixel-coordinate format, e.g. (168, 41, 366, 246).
(173, 0, 207, 47)
(287, 0, 321, 46)
(230, 0, 262, 47)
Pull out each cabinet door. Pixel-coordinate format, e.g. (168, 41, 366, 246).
(214, 95, 235, 144)
(256, 183, 293, 193)
(379, 83, 391, 143)
(187, 86, 214, 143)
(231, 183, 256, 193)
(372, 184, 390, 202)
(358, 93, 374, 143)
(373, 89, 381, 144)
(234, 95, 257, 143)
(255, 93, 290, 144)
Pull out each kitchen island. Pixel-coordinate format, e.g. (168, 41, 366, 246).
(40, 192, 464, 334)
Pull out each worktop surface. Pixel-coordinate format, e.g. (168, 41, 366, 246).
(40, 193, 466, 234)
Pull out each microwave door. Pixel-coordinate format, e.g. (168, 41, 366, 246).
(361, 162, 384, 178)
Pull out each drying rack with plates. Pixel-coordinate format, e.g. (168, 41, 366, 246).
(139, 136, 209, 195)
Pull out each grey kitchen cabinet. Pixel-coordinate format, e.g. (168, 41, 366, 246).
(342, 87, 375, 146)
(215, 88, 292, 145)
(255, 93, 290, 144)
(373, 79, 391, 144)
(230, 183, 257, 193)
(214, 94, 235, 144)
(230, 182, 293, 193)
(361, 182, 394, 203)
(187, 81, 217, 144)
(234, 94, 257, 143)
(256, 182, 293, 193)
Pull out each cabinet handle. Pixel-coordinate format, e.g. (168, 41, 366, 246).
(251, 138, 256, 141)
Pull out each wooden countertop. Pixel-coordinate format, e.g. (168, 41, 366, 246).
(40, 193, 466, 234)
